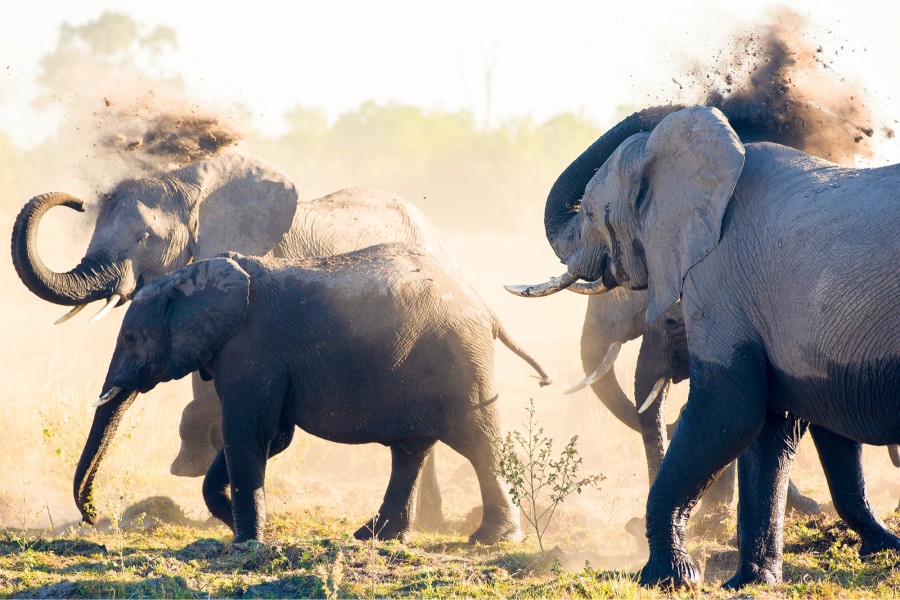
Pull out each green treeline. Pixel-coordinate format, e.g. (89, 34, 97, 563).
(248, 103, 606, 231)
(0, 11, 623, 233)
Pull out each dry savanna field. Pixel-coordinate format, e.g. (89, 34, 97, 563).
(0, 211, 899, 598)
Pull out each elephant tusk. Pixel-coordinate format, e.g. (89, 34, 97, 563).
(94, 386, 123, 408)
(564, 341, 623, 394)
(638, 378, 669, 414)
(89, 294, 122, 323)
(54, 303, 87, 325)
(566, 280, 609, 295)
(890, 445, 900, 468)
(504, 271, 580, 298)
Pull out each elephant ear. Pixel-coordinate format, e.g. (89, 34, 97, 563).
(641, 107, 745, 322)
(178, 154, 299, 260)
(165, 256, 250, 380)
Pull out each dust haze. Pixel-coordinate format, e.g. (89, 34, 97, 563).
(0, 5, 897, 568)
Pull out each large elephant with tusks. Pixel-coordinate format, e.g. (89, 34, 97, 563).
(511, 105, 900, 589)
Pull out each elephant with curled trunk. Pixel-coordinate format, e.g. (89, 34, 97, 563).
(513, 105, 900, 589)
(10, 154, 467, 528)
(80, 246, 549, 544)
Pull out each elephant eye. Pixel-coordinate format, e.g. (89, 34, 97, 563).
(634, 179, 650, 211)
(123, 332, 137, 346)
(135, 232, 150, 244)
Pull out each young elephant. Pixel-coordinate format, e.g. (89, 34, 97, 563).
(77, 245, 551, 544)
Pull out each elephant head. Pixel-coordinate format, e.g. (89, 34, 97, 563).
(11, 154, 296, 323)
(74, 256, 250, 523)
(516, 106, 744, 322)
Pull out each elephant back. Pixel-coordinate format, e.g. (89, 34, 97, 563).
(273, 187, 459, 272)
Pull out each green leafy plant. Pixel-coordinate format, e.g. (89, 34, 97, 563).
(496, 399, 604, 553)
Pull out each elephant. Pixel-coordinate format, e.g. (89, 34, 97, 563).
(10, 154, 464, 527)
(76, 245, 552, 544)
(512, 105, 900, 589)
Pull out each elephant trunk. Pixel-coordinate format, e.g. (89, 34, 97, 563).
(11, 192, 127, 306)
(73, 389, 138, 524)
(544, 105, 684, 261)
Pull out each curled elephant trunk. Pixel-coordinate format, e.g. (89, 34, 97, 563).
(11, 192, 128, 309)
(73, 388, 138, 524)
(543, 105, 684, 261)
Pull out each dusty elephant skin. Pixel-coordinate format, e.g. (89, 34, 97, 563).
(10, 154, 461, 528)
(525, 106, 899, 590)
(76, 245, 551, 545)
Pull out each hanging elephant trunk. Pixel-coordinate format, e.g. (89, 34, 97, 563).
(11, 192, 131, 312)
(73, 388, 139, 524)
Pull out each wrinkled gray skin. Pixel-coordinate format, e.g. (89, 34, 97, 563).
(10, 154, 459, 528)
(540, 106, 900, 589)
(77, 246, 551, 544)
(580, 289, 822, 517)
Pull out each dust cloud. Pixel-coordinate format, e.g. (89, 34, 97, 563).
(671, 6, 886, 166)
(0, 5, 897, 571)
(96, 100, 243, 173)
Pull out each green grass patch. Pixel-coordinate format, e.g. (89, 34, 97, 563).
(0, 502, 898, 598)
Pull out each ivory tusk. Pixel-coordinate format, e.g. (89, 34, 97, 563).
(54, 304, 87, 325)
(504, 271, 580, 298)
(890, 445, 900, 468)
(89, 294, 122, 323)
(564, 341, 623, 394)
(567, 280, 609, 295)
(94, 385, 123, 408)
(638, 378, 669, 414)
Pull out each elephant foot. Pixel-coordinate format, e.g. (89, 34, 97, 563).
(625, 516, 649, 553)
(171, 445, 219, 478)
(353, 514, 411, 542)
(414, 509, 447, 533)
(722, 562, 780, 589)
(689, 501, 735, 541)
(638, 550, 700, 591)
(859, 531, 900, 558)
(785, 482, 822, 516)
(467, 514, 522, 545)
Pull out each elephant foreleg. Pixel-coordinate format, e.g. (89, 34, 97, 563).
(172, 374, 223, 477)
(810, 425, 900, 557)
(724, 412, 806, 589)
(355, 440, 433, 542)
(202, 449, 233, 531)
(640, 354, 767, 591)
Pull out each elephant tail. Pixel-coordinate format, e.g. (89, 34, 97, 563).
(494, 319, 552, 387)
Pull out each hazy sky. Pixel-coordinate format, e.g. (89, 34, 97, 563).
(2, 1, 900, 154)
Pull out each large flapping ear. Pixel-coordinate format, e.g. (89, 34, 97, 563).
(165, 257, 250, 380)
(176, 154, 299, 260)
(641, 107, 744, 321)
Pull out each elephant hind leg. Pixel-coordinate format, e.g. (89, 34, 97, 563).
(415, 448, 447, 532)
(441, 403, 521, 545)
(354, 439, 434, 542)
(810, 425, 900, 557)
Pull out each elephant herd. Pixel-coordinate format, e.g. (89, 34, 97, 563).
(10, 104, 900, 591)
